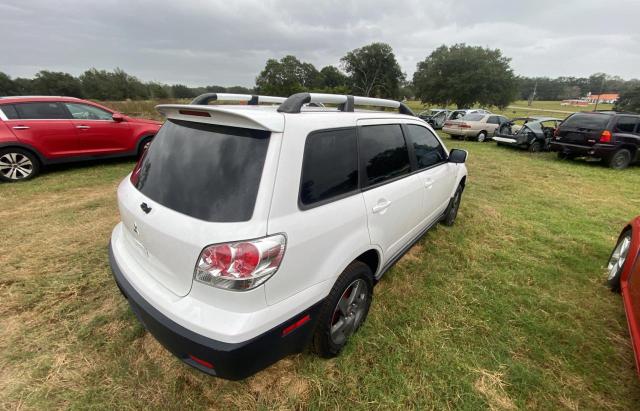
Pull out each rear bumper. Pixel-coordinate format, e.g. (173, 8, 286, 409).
(442, 127, 475, 137)
(109, 243, 322, 380)
(549, 141, 617, 158)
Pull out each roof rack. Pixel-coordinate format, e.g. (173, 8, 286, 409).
(277, 93, 415, 116)
(190, 93, 286, 106)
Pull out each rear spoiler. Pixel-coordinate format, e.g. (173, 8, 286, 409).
(155, 105, 285, 132)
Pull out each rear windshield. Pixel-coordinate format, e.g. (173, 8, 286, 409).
(133, 119, 270, 222)
(561, 113, 611, 129)
(461, 113, 484, 121)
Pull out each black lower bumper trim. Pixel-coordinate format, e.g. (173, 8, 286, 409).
(108, 242, 323, 380)
(549, 142, 616, 158)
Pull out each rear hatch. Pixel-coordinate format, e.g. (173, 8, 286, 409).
(556, 112, 612, 146)
(118, 119, 274, 296)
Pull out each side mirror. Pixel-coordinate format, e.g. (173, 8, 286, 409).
(449, 149, 468, 164)
(112, 113, 125, 122)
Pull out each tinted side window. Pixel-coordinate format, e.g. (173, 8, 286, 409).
(614, 116, 638, 133)
(14, 102, 69, 119)
(405, 125, 447, 169)
(300, 128, 358, 207)
(487, 116, 499, 124)
(359, 124, 410, 187)
(0, 104, 19, 119)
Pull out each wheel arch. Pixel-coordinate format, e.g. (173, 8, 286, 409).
(353, 249, 380, 281)
(0, 143, 45, 165)
(135, 133, 155, 154)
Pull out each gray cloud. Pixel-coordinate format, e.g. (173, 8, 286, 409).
(1, 0, 638, 87)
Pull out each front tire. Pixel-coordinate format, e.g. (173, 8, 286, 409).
(608, 149, 632, 170)
(607, 229, 632, 292)
(0, 148, 40, 182)
(476, 131, 487, 142)
(312, 261, 373, 358)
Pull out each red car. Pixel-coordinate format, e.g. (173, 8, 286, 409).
(608, 216, 640, 377)
(0, 96, 162, 182)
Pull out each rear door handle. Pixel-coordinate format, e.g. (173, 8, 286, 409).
(372, 199, 392, 214)
(12, 126, 30, 130)
(424, 179, 434, 189)
(76, 125, 90, 129)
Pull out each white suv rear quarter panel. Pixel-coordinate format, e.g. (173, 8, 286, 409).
(265, 114, 377, 306)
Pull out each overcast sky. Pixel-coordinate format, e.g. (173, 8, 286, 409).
(1, 0, 638, 87)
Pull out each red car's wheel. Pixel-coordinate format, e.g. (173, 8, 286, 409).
(607, 229, 632, 292)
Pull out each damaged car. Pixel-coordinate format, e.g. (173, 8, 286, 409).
(493, 117, 562, 152)
(418, 108, 449, 129)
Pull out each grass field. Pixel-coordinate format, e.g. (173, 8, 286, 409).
(1, 101, 639, 409)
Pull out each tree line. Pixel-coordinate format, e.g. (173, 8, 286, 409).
(0, 68, 252, 101)
(1, 42, 639, 111)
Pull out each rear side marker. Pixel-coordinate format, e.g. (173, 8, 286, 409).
(282, 314, 311, 337)
(188, 354, 214, 369)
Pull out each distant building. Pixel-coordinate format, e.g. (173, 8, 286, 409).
(585, 92, 619, 104)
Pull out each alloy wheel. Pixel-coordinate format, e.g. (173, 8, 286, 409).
(608, 233, 631, 281)
(330, 279, 369, 345)
(0, 152, 34, 180)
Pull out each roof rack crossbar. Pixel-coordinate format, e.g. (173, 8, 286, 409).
(277, 92, 415, 116)
(190, 93, 286, 106)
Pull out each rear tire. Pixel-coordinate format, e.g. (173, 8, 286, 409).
(0, 148, 40, 182)
(608, 149, 631, 170)
(607, 229, 632, 293)
(312, 262, 373, 358)
(442, 184, 464, 226)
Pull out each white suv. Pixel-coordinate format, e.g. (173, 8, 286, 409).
(109, 93, 468, 379)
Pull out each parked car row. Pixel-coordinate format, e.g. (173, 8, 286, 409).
(438, 108, 639, 169)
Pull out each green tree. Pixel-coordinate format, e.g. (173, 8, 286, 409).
(0, 72, 17, 95)
(31, 70, 83, 97)
(80, 68, 114, 100)
(171, 84, 197, 99)
(319, 66, 348, 89)
(255, 55, 321, 96)
(413, 44, 517, 109)
(147, 82, 170, 99)
(225, 85, 253, 94)
(340, 43, 405, 98)
(615, 86, 640, 113)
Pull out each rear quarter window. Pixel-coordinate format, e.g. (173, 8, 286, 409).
(0, 104, 18, 119)
(561, 113, 611, 129)
(299, 128, 358, 207)
(613, 116, 639, 133)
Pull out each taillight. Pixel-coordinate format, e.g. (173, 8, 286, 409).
(460, 123, 471, 128)
(130, 149, 148, 186)
(194, 234, 286, 290)
(600, 130, 612, 143)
